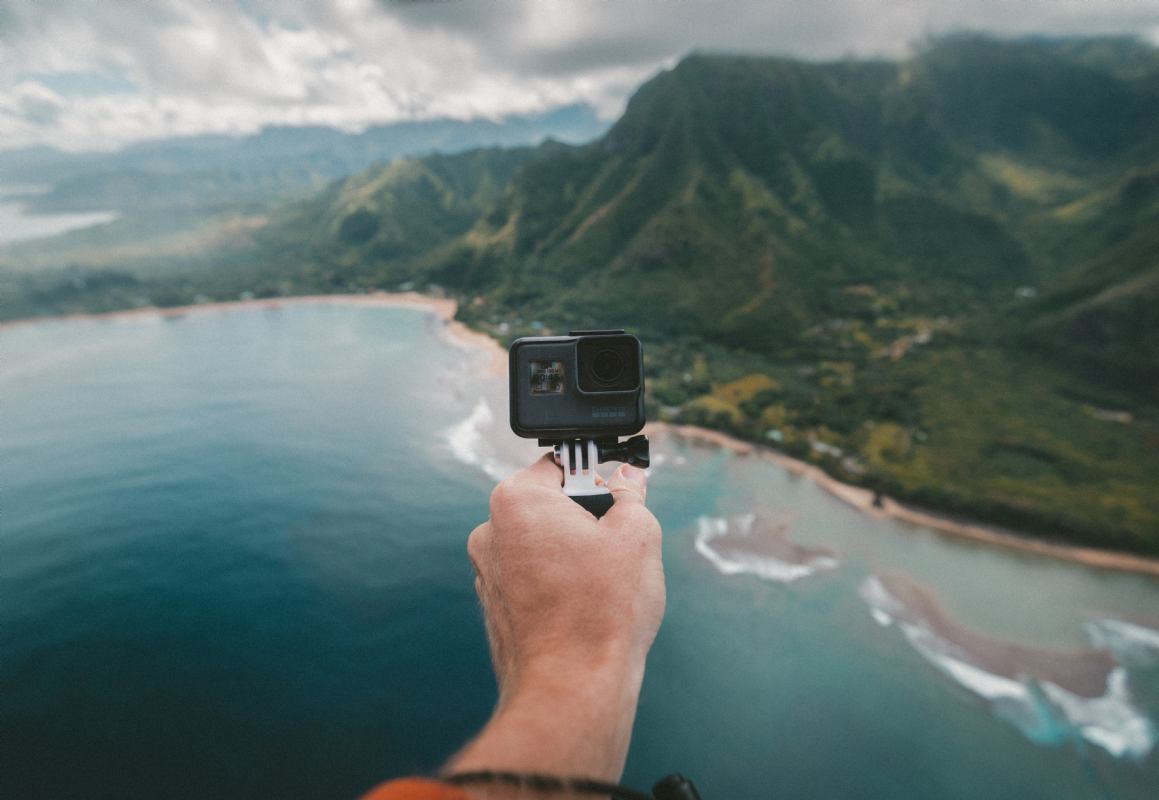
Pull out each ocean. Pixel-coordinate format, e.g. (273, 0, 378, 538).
(0, 185, 118, 245)
(2, 301, 1157, 799)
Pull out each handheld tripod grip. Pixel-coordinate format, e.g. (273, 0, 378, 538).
(570, 492, 614, 518)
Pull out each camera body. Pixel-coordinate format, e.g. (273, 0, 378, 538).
(509, 329, 645, 441)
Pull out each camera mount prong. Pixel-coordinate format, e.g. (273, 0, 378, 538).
(552, 435, 651, 519)
(554, 438, 611, 500)
(555, 438, 614, 518)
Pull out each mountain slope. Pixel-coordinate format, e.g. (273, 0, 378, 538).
(231, 147, 538, 296)
(1017, 161, 1159, 390)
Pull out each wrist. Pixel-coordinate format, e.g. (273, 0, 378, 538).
(513, 642, 645, 702)
(501, 637, 648, 707)
(450, 644, 648, 781)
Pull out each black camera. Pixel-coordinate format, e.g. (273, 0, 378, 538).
(509, 329, 645, 441)
(508, 329, 649, 518)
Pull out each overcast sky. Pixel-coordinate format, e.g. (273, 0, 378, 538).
(1, 0, 1156, 152)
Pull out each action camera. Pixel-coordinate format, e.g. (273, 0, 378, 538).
(509, 330, 646, 441)
(508, 329, 650, 519)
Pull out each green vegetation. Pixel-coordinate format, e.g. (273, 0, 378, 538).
(3, 35, 1158, 553)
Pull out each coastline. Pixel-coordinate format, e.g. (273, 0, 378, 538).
(0, 291, 507, 373)
(6, 292, 1158, 578)
(0, 292, 457, 329)
(654, 423, 1159, 579)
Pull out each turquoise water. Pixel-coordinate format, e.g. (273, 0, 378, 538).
(2, 303, 1157, 799)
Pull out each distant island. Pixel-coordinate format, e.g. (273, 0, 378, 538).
(2, 35, 1157, 554)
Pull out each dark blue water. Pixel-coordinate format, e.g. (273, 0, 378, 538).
(3, 303, 1158, 799)
(1, 306, 497, 797)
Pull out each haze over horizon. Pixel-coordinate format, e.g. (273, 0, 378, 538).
(2, 0, 1157, 153)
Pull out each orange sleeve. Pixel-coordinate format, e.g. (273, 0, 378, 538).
(361, 777, 471, 800)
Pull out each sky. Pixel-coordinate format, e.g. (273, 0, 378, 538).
(1, 0, 1157, 152)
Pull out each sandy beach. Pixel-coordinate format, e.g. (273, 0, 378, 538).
(870, 571, 1118, 698)
(656, 423, 1159, 578)
(7, 292, 1159, 579)
(0, 292, 453, 328)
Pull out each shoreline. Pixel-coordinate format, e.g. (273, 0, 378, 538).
(0, 292, 456, 329)
(6, 293, 1159, 578)
(0, 292, 508, 372)
(654, 423, 1159, 578)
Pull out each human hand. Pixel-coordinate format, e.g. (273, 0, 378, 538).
(450, 455, 664, 781)
(467, 454, 666, 699)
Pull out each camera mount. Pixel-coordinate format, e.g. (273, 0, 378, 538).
(548, 435, 650, 518)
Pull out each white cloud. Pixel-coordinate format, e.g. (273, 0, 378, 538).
(0, 0, 1155, 152)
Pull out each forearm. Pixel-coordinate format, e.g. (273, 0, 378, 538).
(447, 649, 647, 782)
(451, 459, 664, 794)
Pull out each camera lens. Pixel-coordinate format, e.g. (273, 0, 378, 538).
(576, 334, 640, 394)
(591, 348, 625, 385)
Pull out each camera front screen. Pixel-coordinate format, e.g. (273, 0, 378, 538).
(529, 360, 566, 395)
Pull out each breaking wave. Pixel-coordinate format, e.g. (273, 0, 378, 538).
(695, 514, 838, 584)
(444, 398, 515, 481)
(860, 576, 1155, 759)
(444, 399, 669, 484)
(1041, 670, 1154, 758)
(1086, 618, 1159, 668)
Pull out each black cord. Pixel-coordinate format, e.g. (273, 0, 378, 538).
(444, 770, 653, 800)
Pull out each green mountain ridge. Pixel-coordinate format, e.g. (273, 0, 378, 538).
(293, 36, 1158, 551)
(7, 35, 1159, 552)
(433, 38, 1158, 353)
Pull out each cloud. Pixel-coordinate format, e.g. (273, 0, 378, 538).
(7, 81, 65, 126)
(0, 0, 1155, 152)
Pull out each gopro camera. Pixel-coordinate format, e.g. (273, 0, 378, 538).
(509, 329, 649, 517)
(510, 330, 645, 440)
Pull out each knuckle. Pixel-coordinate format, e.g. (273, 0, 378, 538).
(467, 524, 488, 562)
(609, 482, 644, 500)
(490, 480, 539, 532)
(488, 479, 517, 516)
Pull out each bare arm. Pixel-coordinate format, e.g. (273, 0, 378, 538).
(447, 456, 665, 782)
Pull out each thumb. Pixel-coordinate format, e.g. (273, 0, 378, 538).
(606, 463, 647, 507)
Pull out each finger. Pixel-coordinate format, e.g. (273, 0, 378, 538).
(605, 463, 647, 506)
(602, 464, 660, 539)
(511, 452, 564, 490)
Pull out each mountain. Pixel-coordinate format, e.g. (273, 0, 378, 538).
(268, 36, 1158, 377)
(1016, 160, 1159, 388)
(0, 105, 607, 276)
(0, 104, 606, 212)
(440, 36, 1158, 351)
(7, 35, 1159, 553)
(233, 147, 537, 296)
(0, 106, 601, 307)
